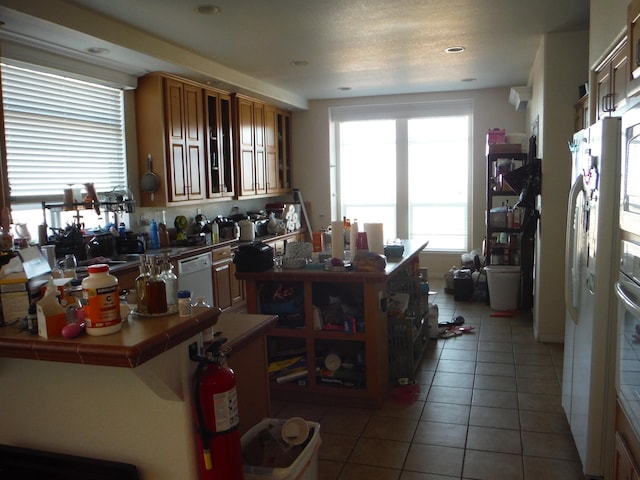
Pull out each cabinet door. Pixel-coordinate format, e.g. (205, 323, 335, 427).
(254, 102, 267, 194)
(164, 79, 205, 202)
(219, 93, 235, 197)
(264, 105, 279, 193)
(237, 97, 256, 196)
(278, 111, 291, 192)
(612, 45, 629, 113)
(629, 0, 640, 83)
(615, 432, 639, 480)
(184, 83, 206, 201)
(596, 64, 613, 120)
(212, 259, 233, 311)
(229, 260, 245, 307)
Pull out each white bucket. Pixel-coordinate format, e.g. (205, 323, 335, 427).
(485, 266, 520, 311)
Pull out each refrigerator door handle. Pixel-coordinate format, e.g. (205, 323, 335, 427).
(616, 281, 640, 317)
(565, 173, 584, 324)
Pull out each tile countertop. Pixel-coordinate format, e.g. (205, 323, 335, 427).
(0, 306, 221, 367)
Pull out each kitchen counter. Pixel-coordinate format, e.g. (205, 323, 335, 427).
(0, 306, 221, 367)
(0, 311, 277, 480)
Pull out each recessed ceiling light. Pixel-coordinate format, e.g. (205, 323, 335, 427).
(289, 60, 309, 67)
(87, 47, 109, 55)
(445, 46, 465, 54)
(461, 77, 477, 82)
(194, 4, 220, 15)
(337, 87, 351, 91)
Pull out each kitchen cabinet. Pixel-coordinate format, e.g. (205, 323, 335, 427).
(616, 400, 640, 480)
(575, 94, 589, 132)
(236, 240, 428, 408)
(205, 89, 235, 198)
(264, 106, 292, 194)
(235, 95, 292, 197)
(136, 73, 235, 207)
(628, 0, 640, 99)
(595, 38, 629, 120)
(211, 245, 245, 311)
(235, 95, 266, 196)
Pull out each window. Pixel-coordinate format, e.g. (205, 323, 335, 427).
(333, 102, 471, 251)
(1, 62, 127, 233)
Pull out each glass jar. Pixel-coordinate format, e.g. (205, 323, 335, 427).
(178, 290, 192, 317)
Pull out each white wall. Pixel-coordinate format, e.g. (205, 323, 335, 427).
(291, 89, 526, 278)
(528, 30, 589, 342)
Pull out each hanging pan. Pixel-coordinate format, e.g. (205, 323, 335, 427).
(140, 154, 160, 201)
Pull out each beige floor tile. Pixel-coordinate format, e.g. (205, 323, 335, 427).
(472, 388, 519, 409)
(318, 459, 344, 480)
(399, 472, 458, 480)
(376, 399, 426, 420)
(469, 405, 520, 430)
(349, 437, 410, 469)
(517, 392, 563, 414)
(473, 374, 517, 392)
(439, 347, 478, 361)
(321, 408, 374, 436)
(522, 456, 585, 480)
(420, 401, 470, 425)
(516, 364, 557, 380)
(462, 449, 523, 479)
(477, 350, 514, 364)
(466, 425, 522, 454)
(477, 340, 513, 353)
(516, 377, 561, 395)
(412, 420, 468, 447)
(338, 463, 400, 480)
(514, 352, 553, 366)
(436, 359, 477, 374)
(432, 371, 475, 389)
(403, 443, 464, 477)
(362, 415, 418, 442)
(475, 361, 516, 377)
(519, 410, 571, 434)
(521, 431, 580, 461)
(319, 433, 359, 461)
(427, 385, 473, 405)
(512, 342, 550, 355)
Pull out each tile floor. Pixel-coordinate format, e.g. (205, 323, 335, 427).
(271, 279, 586, 480)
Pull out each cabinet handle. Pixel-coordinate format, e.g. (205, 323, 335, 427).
(636, 38, 640, 67)
(603, 93, 615, 113)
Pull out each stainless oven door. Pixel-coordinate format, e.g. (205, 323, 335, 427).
(615, 270, 640, 439)
(622, 109, 640, 234)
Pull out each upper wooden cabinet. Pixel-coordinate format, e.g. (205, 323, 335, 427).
(135, 73, 292, 205)
(205, 89, 235, 199)
(234, 95, 292, 198)
(595, 39, 629, 121)
(628, 0, 640, 98)
(136, 74, 238, 206)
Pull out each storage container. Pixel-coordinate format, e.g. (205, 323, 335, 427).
(242, 418, 321, 480)
(485, 265, 520, 310)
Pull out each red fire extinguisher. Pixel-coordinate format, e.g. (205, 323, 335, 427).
(192, 338, 243, 480)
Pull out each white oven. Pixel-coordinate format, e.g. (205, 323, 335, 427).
(616, 240, 640, 439)
(622, 106, 640, 235)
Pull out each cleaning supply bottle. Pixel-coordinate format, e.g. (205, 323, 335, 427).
(150, 219, 160, 249)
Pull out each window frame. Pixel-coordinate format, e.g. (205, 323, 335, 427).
(331, 100, 473, 252)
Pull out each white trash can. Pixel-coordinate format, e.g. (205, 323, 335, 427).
(484, 266, 520, 311)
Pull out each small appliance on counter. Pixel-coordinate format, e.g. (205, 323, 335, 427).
(215, 216, 239, 241)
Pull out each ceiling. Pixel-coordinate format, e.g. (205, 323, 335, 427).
(0, 0, 589, 109)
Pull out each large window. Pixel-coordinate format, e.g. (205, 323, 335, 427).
(334, 103, 471, 251)
(1, 62, 127, 233)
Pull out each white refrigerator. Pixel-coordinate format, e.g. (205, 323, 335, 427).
(562, 116, 621, 478)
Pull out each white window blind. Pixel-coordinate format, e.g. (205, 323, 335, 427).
(1, 63, 126, 200)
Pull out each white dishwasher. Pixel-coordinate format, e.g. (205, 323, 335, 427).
(177, 251, 214, 307)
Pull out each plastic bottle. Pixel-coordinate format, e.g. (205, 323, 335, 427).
(161, 253, 178, 311)
(82, 264, 121, 336)
(211, 221, 219, 244)
(149, 219, 160, 249)
(178, 290, 192, 317)
(135, 254, 149, 315)
(145, 257, 167, 314)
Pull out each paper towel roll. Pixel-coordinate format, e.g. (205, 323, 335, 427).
(363, 223, 384, 255)
(331, 221, 344, 259)
(349, 220, 359, 259)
